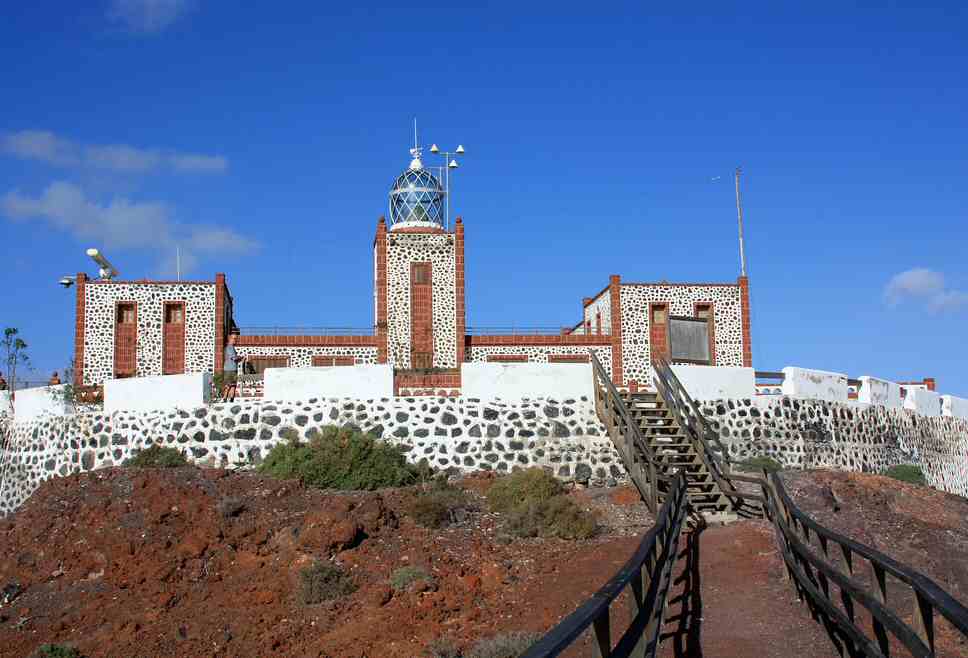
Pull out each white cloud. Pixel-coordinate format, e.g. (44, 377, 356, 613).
(169, 153, 228, 173)
(107, 0, 193, 34)
(1, 130, 226, 175)
(1, 181, 256, 275)
(884, 268, 968, 313)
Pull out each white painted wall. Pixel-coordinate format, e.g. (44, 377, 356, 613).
(461, 362, 593, 401)
(781, 367, 848, 402)
(942, 395, 968, 419)
(263, 365, 393, 401)
(671, 365, 755, 400)
(13, 385, 74, 422)
(0, 391, 12, 417)
(858, 376, 902, 408)
(104, 373, 212, 414)
(902, 386, 941, 416)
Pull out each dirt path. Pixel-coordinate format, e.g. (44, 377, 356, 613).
(658, 520, 838, 658)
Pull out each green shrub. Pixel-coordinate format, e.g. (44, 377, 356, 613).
(883, 464, 926, 486)
(735, 456, 783, 474)
(466, 632, 540, 658)
(486, 468, 563, 513)
(123, 445, 188, 468)
(30, 645, 84, 658)
(298, 562, 356, 604)
(390, 565, 434, 592)
(409, 476, 469, 528)
(505, 495, 597, 540)
(258, 426, 427, 490)
(487, 469, 595, 540)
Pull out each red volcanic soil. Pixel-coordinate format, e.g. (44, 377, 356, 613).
(0, 467, 965, 657)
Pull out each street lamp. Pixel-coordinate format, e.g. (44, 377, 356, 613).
(428, 143, 466, 230)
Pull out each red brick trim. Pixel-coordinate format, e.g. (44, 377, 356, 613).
(394, 369, 461, 395)
(375, 218, 388, 364)
(693, 301, 716, 366)
(621, 281, 742, 288)
(648, 302, 670, 363)
(738, 276, 753, 367)
(215, 273, 226, 372)
(87, 280, 216, 285)
(455, 218, 466, 364)
(548, 354, 590, 363)
(609, 274, 623, 386)
(73, 272, 87, 386)
(466, 335, 611, 346)
(236, 335, 379, 347)
(486, 354, 529, 362)
(312, 356, 357, 366)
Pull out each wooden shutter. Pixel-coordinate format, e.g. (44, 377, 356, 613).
(410, 262, 433, 368)
(162, 302, 185, 375)
(114, 303, 137, 378)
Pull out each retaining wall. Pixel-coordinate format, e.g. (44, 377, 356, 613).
(703, 397, 968, 497)
(0, 395, 622, 516)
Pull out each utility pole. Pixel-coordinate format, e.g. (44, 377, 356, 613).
(735, 166, 747, 277)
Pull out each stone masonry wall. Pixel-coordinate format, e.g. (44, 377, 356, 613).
(703, 396, 968, 498)
(0, 396, 623, 517)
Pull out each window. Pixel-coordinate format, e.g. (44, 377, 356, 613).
(247, 356, 289, 375)
(695, 304, 711, 320)
(595, 311, 602, 335)
(652, 307, 667, 324)
(412, 262, 431, 285)
(669, 317, 711, 364)
(165, 305, 184, 324)
(118, 303, 136, 325)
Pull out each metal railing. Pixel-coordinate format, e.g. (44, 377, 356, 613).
(522, 474, 688, 658)
(466, 326, 605, 336)
(236, 326, 374, 336)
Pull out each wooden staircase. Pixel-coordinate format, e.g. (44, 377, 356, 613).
(621, 390, 731, 516)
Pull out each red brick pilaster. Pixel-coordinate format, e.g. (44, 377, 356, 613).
(608, 275, 623, 386)
(738, 275, 753, 367)
(455, 217, 466, 364)
(215, 273, 226, 373)
(375, 217, 389, 363)
(73, 272, 87, 386)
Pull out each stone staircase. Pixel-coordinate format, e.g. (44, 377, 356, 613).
(622, 390, 732, 517)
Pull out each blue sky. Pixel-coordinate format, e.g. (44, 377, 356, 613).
(1, 1, 966, 393)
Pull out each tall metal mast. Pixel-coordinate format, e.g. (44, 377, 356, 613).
(735, 166, 747, 277)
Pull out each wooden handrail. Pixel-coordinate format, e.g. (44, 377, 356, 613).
(521, 474, 689, 658)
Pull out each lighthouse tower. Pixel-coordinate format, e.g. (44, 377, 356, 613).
(374, 143, 465, 370)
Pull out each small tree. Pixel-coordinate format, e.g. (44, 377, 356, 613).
(2, 328, 29, 391)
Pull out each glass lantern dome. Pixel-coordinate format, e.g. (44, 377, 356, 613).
(388, 152, 445, 229)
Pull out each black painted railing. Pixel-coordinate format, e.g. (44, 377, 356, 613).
(761, 472, 968, 657)
(521, 473, 688, 658)
(652, 355, 968, 656)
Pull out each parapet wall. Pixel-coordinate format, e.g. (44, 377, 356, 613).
(0, 395, 622, 517)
